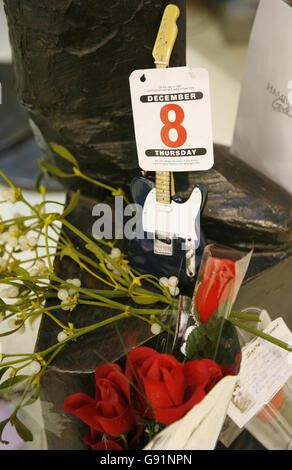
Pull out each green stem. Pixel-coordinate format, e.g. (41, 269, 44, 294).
(38, 311, 130, 358)
(60, 219, 130, 282)
(230, 310, 261, 322)
(74, 169, 130, 205)
(11, 376, 35, 416)
(0, 169, 16, 189)
(228, 318, 292, 352)
(0, 357, 32, 368)
(19, 195, 39, 216)
(44, 220, 53, 271)
(213, 316, 225, 362)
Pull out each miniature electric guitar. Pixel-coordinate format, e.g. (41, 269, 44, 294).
(128, 4, 208, 289)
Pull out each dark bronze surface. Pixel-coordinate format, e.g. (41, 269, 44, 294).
(0, 63, 63, 190)
(3, 0, 186, 189)
(0, 64, 31, 151)
(179, 145, 292, 254)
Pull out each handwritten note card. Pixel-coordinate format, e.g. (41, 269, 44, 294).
(227, 318, 292, 428)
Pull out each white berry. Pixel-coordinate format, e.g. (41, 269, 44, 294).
(7, 236, 18, 249)
(30, 267, 39, 277)
(29, 361, 41, 375)
(8, 224, 18, 235)
(110, 248, 121, 259)
(169, 286, 180, 297)
(57, 288, 69, 301)
(168, 276, 178, 287)
(28, 236, 38, 247)
(69, 278, 81, 288)
(57, 331, 68, 342)
(0, 232, 10, 243)
(151, 323, 162, 335)
(19, 235, 29, 251)
(36, 259, 46, 270)
(61, 301, 71, 311)
(2, 286, 19, 298)
(159, 277, 169, 287)
(1, 189, 17, 203)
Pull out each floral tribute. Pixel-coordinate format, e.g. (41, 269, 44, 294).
(0, 144, 291, 449)
(61, 244, 249, 450)
(63, 347, 227, 450)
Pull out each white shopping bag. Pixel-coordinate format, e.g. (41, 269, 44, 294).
(144, 375, 237, 450)
(231, 0, 292, 195)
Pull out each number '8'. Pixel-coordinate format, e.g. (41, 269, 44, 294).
(160, 103, 187, 148)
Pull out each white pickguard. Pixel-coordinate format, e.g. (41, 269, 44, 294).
(142, 187, 202, 249)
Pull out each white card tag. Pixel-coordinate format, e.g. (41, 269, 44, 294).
(227, 317, 292, 428)
(129, 66, 214, 172)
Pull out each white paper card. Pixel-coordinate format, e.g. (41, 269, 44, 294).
(231, 0, 292, 195)
(227, 317, 292, 428)
(129, 67, 214, 172)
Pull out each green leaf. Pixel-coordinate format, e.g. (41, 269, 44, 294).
(0, 419, 10, 445)
(50, 142, 79, 169)
(85, 242, 129, 280)
(14, 266, 30, 277)
(61, 190, 80, 218)
(0, 367, 10, 381)
(13, 416, 33, 442)
(185, 315, 222, 361)
(0, 375, 29, 390)
(34, 172, 46, 194)
(185, 324, 206, 361)
(0, 297, 6, 312)
(130, 294, 159, 305)
(60, 246, 81, 264)
(0, 325, 24, 337)
(85, 242, 104, 261)
(38, 160, 73, 178)
(23, 384, 40, 407)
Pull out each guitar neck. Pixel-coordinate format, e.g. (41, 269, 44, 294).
(152, 4, 179, 205)
(155, 171, 172, 204)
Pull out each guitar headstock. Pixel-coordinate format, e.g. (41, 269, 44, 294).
(152, 4, 180, 68)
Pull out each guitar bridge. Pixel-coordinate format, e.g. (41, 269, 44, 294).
(154, 232, 174, 256)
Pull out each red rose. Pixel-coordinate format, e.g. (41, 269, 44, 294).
(195, 257, 236, 323)
(63, 363, 135, 436)
(125, 347, 206, 425)
(184, 358, 223, 393)
(83, 428, 123, 450)
(83, 422, 144, 450)
(220, 352, 242, 377)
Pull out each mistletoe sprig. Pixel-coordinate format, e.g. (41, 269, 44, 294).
(0, 146, 179, 445)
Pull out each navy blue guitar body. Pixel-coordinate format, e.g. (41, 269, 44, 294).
(127, 175, 208, 293)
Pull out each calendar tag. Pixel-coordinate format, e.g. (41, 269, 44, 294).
(129, 66, 214, 172)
